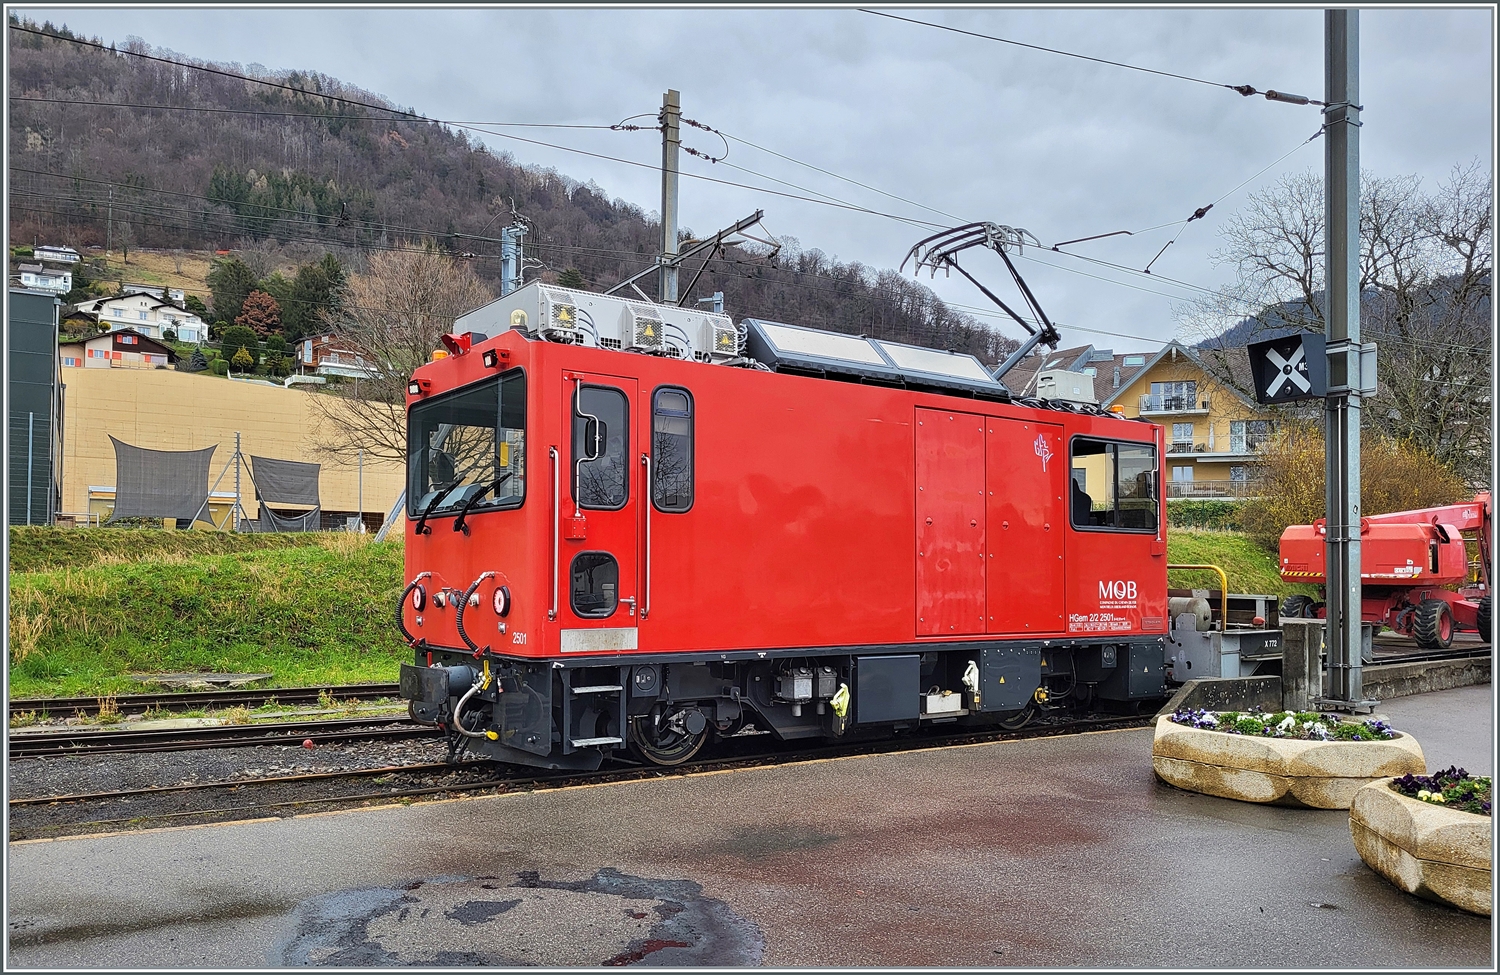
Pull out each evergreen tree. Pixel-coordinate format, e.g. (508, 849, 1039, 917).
(207, 257, 257, 323)
(220, 324, 260, 367)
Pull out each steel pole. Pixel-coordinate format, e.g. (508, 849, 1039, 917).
(1323, 8, 1364, 708)
(27, 412, 35, 526)
(358, 448, 364, 533)
(659, 89, 681, 303)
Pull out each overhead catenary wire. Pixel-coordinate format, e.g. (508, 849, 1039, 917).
(858, 9, 1329, 106)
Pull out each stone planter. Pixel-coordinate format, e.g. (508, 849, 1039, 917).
(1350, 779, 1492, 916)
(1151, 714, 1426, 809)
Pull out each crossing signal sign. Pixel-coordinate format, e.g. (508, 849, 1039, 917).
(1248, 332, 1326, 404)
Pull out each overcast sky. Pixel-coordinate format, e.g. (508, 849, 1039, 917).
(16, 5, 1494, 351)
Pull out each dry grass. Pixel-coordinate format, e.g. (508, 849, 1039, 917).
(95, 694, 121, 724)
(8, 613, 49, 664)
(9, 710, 41, 729)
(219, 706, 254, 726)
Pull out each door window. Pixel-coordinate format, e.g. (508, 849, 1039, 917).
(1070, 438, 1159, 532)
(572, 385, 629, 509)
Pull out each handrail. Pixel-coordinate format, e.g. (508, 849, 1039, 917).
(1167, 563, 1229, 630)
(549, 446, 559, 621)
(641, 452, 651, 620)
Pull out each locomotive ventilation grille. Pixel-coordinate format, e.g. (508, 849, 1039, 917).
(628, 305, 665, 350)
(712, 322, 740, 356)
(600, 336, 623, 350)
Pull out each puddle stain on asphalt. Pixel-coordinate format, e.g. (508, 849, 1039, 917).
(272, 868, 763, 967)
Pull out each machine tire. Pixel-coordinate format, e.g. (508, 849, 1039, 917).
(1413, 598, 1454, 650)
(1477, 595, 1492, 644)
(1281, 594, 1316, 620)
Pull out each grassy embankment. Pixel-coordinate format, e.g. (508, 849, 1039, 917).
(1167, 527, 1313, 598)
(7, 525, 1302, 699)
(8, 527, 407, 699)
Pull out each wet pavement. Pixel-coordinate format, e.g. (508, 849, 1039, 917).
(6, 684, 1493, 968)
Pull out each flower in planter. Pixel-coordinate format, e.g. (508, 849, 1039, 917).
(1169, 707, 1396, 742)
(1392, 767, 1492, 816)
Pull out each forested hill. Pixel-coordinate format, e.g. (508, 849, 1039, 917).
(7, 18, 1017, 363)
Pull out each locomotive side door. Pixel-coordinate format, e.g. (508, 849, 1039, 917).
(558, 371, 640, 652)
(915, 408, 988, 636)
(986, 418, 1066, 634)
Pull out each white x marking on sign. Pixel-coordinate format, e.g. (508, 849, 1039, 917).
(1265, 345, 1310, 396)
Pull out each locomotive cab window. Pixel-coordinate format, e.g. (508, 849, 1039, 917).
(1070, 438, 1158, 532)
(572, 385, 629, 509)
(406, 370, 526, 518)
(651, 386, 694, 512)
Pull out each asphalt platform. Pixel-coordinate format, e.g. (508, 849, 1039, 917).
(6, 684, 1494, 968)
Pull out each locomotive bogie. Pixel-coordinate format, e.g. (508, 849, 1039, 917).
(399, 315, 1171, 767)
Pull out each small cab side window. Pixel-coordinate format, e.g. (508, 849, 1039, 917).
(651, 386, 694, 512)
(1070, 438, 1158, 532)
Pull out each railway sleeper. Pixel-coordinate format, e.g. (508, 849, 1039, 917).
(400, 640, 1168, 770)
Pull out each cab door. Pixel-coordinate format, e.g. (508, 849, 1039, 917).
(559, 371, 640, 652)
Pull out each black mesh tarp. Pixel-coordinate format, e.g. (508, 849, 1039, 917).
(254, 506, 322, 532)
(108, 437, 216, 524)
(250, 456, 321, 506)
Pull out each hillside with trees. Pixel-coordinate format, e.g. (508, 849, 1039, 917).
(7, 16, 1017, 364)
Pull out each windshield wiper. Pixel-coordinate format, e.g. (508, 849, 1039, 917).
(453, 472, 514, 536)
(413, 482, 462, 536)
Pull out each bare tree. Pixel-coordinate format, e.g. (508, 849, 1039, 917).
(1183, 163, 1492, 484)
(310, 246, 494, 463)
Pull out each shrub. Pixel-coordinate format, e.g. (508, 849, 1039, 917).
(1167, 499, 1245, 530)
(210, 359, 229, 376)
(220, 324, 260, 368)
(1239, 421, 1470, 551)
(162, 328, 177, 342)
(231, 346, 254, 371)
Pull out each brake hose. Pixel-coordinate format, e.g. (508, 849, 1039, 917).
(396, 571, 431, 645)
(454, 571, 496, 653)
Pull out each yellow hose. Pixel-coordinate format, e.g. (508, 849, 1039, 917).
(1168, 563, 1229, 630)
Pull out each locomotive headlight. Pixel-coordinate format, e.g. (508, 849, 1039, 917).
(408, 380, 422, 396)
(493, 585, 512, 617)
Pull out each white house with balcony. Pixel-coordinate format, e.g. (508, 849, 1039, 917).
(68, 291, 206, 344)
(34, 245, 81, 265)
(16, 263, 71, 294)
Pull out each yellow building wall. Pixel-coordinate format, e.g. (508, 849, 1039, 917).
(1111, 350, 1266, 479)
(58, 368, 404, 522)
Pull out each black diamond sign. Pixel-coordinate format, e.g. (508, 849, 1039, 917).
(1248, 332, 1327, 404)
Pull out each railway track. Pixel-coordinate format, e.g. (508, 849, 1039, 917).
(7, 712, 1154, 841)
(1366, 645, 1492, 667)
(8, 715, 438, 760)
(7, 683, 402, 719)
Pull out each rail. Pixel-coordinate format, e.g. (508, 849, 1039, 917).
(1167, 563, 1229, 630)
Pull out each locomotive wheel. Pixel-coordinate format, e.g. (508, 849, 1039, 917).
(1281, 594, 1316, 619)
(1413, 598, 1454, 650)
(628, 711, 710, 766)
(1477, 596, 1492, 644)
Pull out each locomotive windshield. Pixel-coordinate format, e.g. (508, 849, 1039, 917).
(1069, 437, 1158, 532)
(406, 370, 526, 518)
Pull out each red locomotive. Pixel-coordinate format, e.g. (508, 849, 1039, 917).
(397, 281, 1170, 768)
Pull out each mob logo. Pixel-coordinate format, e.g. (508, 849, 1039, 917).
(1100, 580, 1137, 600)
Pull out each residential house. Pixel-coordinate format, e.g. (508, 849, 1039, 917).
(15, 263, 71, 294)
(59, 328, 178, 370)
(34, 244, 81, 266)
(122, 282, 186, 304)
(68, 291, 206, 343)
(298, 333, 378, 379)
(1003, 340, 1269, 497)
